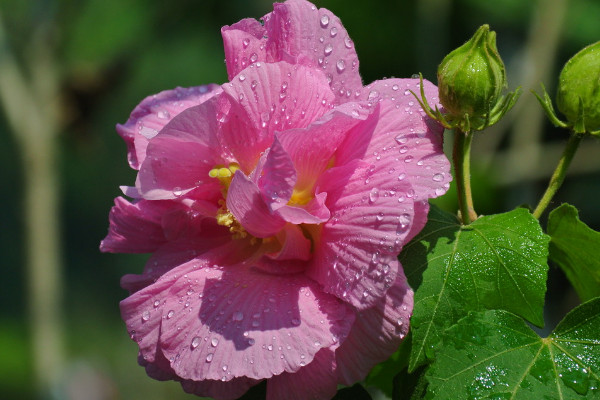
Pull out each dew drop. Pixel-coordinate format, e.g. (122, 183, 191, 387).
(166, 310, 175, 319)
(153, 300, 160, 308)
(320, 14, 330, 27)
(232, 311, 244, 321)
(376, 213, 384, 222)
(324, 44, 333, 56)
(392, 84, 399, 91)
(191, 336, 201, 349)
(291, 318, 301, 326)
(398, 173, 406, 181)
(395, 135, 407, 144)
(336, 59, 345, 72)
(404, 155, 414, 163)
(369, 188, 379, 203)
(250, 53, 258, 63)
(157, 110, 170, 119)
(330, 27, 338, 37)
(142, 311, 150, 321)
(433, 173, 444, 182)
(242, 38, 250, 48)
(206, 353, 213, 362)
(211, 337, 219, 347)
(238, 74, 246, 82)
(344, 36, 353, 48)
(368, 90, 379, 101)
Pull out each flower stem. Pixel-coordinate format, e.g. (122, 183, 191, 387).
(453, 128, 477, 224)
(532, 133, 583, 219)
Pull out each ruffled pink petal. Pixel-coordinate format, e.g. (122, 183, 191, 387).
(335, 268, 413, 385)
(120, 262, 355, 383)
(258, 137, 297, 211)
(267, 348, 337, 400)
(121, 235, 253, 294)
(138, 340, 261, 400)
(275, 203, 329, 225)
(219, 62, 335, 171)
(117, 85, 222, 170)
(137, 100, 229, 200)
(265, 0, 363, 104)
(222, 18, 269, 80)
(181, 376, 260, 400)
(347, 78, 451, 202)
(100, 197, 171, 253)
(253, 224, 312, 275)
(307, 157, 416, 310)
(277, 100, 372, 191)
(227, 171, 287, 238)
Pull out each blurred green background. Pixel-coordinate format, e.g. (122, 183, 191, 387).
(0, 0, 598, 399)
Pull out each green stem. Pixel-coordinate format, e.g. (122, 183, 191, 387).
(453, 129, 477, 224)
(532, 133, 583, 219)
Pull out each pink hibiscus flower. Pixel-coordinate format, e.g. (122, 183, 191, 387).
(101, 0, 450, 399)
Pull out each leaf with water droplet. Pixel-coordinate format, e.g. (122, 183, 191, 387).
(400, 205, 549, 371)
(425, 299, 600, 399)
(548, 203, 600, 302)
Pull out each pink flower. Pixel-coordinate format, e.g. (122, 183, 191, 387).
(101, 0, 450, 399)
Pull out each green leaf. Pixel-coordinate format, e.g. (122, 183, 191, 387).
(401, 206, 549, 371)
(425, 299, 600, 399)
(548, 203, 600, 302)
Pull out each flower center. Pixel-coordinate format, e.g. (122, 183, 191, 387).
(208, 163, 249, 239)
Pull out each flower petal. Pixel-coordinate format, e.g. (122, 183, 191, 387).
(222, 18, 268, 79)
(258, 136, 297, 211)
(219, 62, 335, 171)
(181, 376, 260, 400)
(266, 0, 363, 104)
(117, 85, 221, 170)
(266, 348, 337, 400)
(335, 267, 413, 384)
(120, 262, 355, 383)
(307, 158, 416, 310)
(227, 171, 287, 238)
(137, 99, 229, 200)
(354, 78, 451, 202)
(277, 100, 372, 191)
(100, 197, 170, 253)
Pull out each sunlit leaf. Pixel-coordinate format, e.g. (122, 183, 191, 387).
(401, 206, 549, 371)
(425, 299, 600, 399)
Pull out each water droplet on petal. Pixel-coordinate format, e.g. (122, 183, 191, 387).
(324, 44, 333, 56)
(232, 311, 244, 321)
(336, 59, 345, 72)
(211, 337, 219, 347)
(392, 84, 399, 91)
(330, 27, 338, 37)
(191, 336, 200, 349)
(369, 188, 379, 203)
(142, 311, 150, 321)
(157, 110, 170, 119)
(398, 173, 406, 181)
(153, 300, 160, 308)
(242, 38, 250, 48)
(206, 353, 213, 362)
(291, 318, 301, 326)
(250, 53, 258, 63)
(433, 173, 444, 182)
(344, 36, 353, 48)
(166, 310, 175, 319)
(320, 14, 330, 27)
(395, 135, 407, 144)
(238, 74, 246, 82)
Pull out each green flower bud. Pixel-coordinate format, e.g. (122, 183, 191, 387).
(556, 41, 600, 134)
(437, 25, 518, 132)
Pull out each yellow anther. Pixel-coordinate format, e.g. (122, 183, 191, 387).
(208, 163, 241, 192)
(289, 188, 312, 206)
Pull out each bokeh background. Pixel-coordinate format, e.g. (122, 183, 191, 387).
(0, 0, 598, 399)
